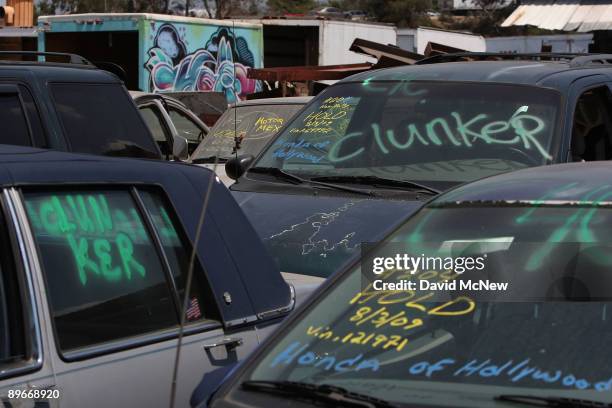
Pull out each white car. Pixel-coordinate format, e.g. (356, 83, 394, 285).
(190, 97, 311, 186)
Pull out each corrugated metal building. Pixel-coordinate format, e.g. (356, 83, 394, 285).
(502, 0, 612, 52)
(503, 1, 612, 32)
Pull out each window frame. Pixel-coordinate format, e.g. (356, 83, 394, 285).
(568, 83, 612, 162)
(0, 84, 37, 147)
(18, 184, 223, 362)
(0, 188, 43, 380)
(137, 101, 174, 160)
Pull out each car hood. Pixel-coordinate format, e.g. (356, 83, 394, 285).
(232, 191, 425, 278)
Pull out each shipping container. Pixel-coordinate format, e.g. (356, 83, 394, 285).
(38, 13, 264, 102)
(252, 18, 397, 67)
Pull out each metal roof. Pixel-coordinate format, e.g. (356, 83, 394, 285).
(342, 60, 576, 86)
(502, 1, 612, 32)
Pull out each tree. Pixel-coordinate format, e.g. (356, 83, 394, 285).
(36, 0, 167, 15)
(267, 0, 315, 14)
(329, 0, 431, 27)
(200, 0, 231, 18)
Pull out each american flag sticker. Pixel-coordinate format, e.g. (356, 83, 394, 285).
(186, 297, 202, 321)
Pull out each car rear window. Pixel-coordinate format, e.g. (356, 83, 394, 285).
(50, 83, 161, 159)
(139, 189, 218, 323)
(24, 190, 177, 351)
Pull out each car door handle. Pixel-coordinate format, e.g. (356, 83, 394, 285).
(203, 337, 243, 351)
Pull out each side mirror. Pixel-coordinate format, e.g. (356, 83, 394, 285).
(172, 135, 189, 161)
(225, 154, 254, 180)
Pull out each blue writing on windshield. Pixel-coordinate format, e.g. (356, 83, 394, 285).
(270, 341, 380, 373)
(407, 358, 612, 392)
(272, 139, 331, 163)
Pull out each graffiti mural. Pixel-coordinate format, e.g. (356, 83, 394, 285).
(145, 23, 262, 102)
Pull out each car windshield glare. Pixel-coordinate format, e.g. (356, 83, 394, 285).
(255, 81, 560, 189)
(244, 201, 612, 407)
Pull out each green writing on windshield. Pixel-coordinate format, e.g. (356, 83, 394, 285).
(26, 194, 157, 286)
(328, 111, 551, 163)
(515, 185, 612, 270)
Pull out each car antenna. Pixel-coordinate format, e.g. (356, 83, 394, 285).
(167, 20, 237, 408)
(231, 19, 242, 184)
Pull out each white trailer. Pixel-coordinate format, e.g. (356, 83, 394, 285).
(249, 18, 397, 67)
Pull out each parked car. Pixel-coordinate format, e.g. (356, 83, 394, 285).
(0, 144, 314, 408)
(191, 97, 312, 185)
(225, 53, 612, 279)
(198, 160, 612, 408)
(162, 91, 228, 128)
(0, 51, 169, 160)
(308, 6, 345, 19)
(344, 9, 368, 20)
(131, 91, 210, 160)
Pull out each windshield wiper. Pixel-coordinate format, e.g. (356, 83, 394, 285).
(191, 155, 229, 164)
(242, 380, 398, 408)
(248, 167, 375, 197)
(496, 394, 611, 408)
(309, 175, 440, 196)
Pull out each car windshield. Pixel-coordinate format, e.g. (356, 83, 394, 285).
(191, 103, 305, 162)
(255, 81, 560, 190)
(245, 199, 612, 406)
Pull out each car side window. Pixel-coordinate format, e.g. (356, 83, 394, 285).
(139, 189, 219, 323)
(50, 83, 161, 159)
(0, 91, 33, 147)
(139, 105, 171, 159)
(571, 86, 612, 161)
(0, 203, 26, 372)
(23, 190, 178, 352)
(168, 107, 204, 154)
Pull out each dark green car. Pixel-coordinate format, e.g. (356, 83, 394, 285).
(202, 161, 612, 408)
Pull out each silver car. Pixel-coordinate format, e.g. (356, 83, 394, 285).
(0, 145, 311, 408)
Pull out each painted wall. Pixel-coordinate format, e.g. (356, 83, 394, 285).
(38, 14, 263, 103)
(143, 19, 263, 102)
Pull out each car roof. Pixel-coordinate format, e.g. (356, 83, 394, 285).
(129, 90, 187, 107)
(0, 63, 121, 83)
(342, 59, 612, 88)
(431, 161, 612, 205)
(0, 144, 291, 323)
(231, 96, 313, 107)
